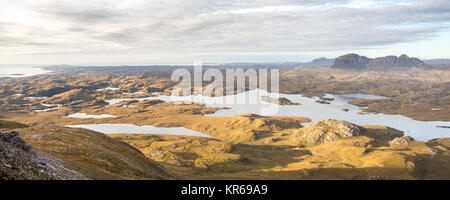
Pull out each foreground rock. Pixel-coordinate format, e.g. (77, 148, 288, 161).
(16, 126, 174, 180)
(1, 131, 86, 180)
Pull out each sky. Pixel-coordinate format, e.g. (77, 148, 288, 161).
(0, 0, 449, 65)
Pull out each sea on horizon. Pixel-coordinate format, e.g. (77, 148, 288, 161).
(0, 65, 51, 78)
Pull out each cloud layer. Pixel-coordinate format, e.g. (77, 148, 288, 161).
(0, 0, 449, 63)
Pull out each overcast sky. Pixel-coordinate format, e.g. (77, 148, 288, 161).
(0, 0, 449, 65)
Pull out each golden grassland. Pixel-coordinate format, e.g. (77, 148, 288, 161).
(280, 68, 450, 121)
(0, 120, 29, 129)
(1, 68, 449, 179)
(110, 130, 450, 180)
(1, 101, 309, 145)
(1, 68, 449, 121)
(1, 105, 449, 180)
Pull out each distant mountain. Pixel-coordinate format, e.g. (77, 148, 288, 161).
(424, 59, 450, 69)
(331, 54, 431, 70)
(424, 59, 450, 64)
(214, 57, 334, 69)
(299, 57, 334, 68)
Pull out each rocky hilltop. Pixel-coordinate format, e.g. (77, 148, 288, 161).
(331, 54, 431, 70)
(289, 120, 363, 145)
(299, 57, 334, 68)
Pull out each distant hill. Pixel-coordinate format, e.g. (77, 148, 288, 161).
(424, 59, 450, 64)
(424, 59, 450, 69)
(298, 57, 334, 68)
(331, 54, 431, 70)
(216, 57, 334, 69)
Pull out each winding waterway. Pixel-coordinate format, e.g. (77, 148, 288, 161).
(100, 89, 449, 141)
(66, 124, 212, 138)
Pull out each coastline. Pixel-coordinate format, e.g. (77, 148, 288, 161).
(0, 65, 52, 78)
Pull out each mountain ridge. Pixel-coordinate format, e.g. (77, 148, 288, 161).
(331, 53, 431, 70)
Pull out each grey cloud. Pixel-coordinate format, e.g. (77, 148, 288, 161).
(0, 0, 449, 60)
(87, 0, 448, 52)
(46, 10, 120, 23)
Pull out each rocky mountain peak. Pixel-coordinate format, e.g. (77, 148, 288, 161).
(331, 54, 431, 70)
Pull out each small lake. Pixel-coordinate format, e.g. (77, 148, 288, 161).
(67, 113, 117, 118)
(105, 89, 450, 141)
(33, 103, 62, 112)
(66, 124, 212, 138)
(97, 87, 120, 91)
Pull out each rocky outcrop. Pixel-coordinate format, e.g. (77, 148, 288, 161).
(331, 54, 371, 70)
(290, 119, 362, 145)
(0, 131, 86, 180)
(389, 136, 415, 146)
(331, 54, 431, 70)
(1, 131, 31, 151)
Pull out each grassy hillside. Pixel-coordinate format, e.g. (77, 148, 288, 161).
(1, 131, 86, 180)
(112, 122, 450, 180)
(17, 126, 174, 180)
(0, 120, 29, 129)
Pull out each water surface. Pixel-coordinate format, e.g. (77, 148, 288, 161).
(66, 124, 212, 138)
(0, 65, 51, 78)
(67, 113, 117, 118)
(105, 89, 449, 141)
(97, 87, 120, 91)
